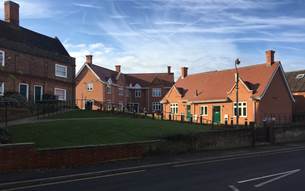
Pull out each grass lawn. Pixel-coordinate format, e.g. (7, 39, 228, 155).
(9, 110, 213, 149)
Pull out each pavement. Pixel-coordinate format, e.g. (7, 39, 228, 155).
(1, 143, 305, 191)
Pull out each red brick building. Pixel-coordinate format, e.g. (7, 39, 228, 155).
(0, 1, 75, 102)
(286, 70, 305, 114)
(161, 50, 294, 125)
(75, 55, 174, 113)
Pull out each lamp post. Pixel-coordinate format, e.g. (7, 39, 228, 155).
(235, 58, 240, 126)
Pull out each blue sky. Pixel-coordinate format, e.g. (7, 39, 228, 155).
(2, 0, 305, 76)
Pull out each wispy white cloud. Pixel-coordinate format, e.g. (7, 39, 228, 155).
(0, 0, 59, 19)
(66, 0, 305, 75)
(72, 3, 102, 9)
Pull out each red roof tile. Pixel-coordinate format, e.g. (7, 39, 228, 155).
(173, 62, 280, 102)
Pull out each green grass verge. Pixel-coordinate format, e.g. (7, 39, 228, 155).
(9, 111, 213, 149)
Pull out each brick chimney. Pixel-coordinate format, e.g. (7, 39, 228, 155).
(180, 67, 188, 79)
(266, 50, 275, 67)
(4, 1, 19, 26)
(85, 55, 93, 65)
(115, 65, 121, 73)
(167, 66, 171, 74)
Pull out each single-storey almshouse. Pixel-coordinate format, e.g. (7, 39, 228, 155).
(161, 50, 294, 125)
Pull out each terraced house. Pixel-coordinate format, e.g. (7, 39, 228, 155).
(161, 50, 294, 125)
(0, 1, 75, 102)
(75, 55, 174, 113)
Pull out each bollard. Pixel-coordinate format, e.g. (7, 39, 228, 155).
(169, 114, 172, 121)
(200, 116, 203, 125)
(181, 114, 184, 123)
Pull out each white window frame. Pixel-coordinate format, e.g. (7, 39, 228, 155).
(152, 88, 161, 97)
(0, 50, 5, 66)
(19, 83, 29, 100)
(106, 85, 112, 94)
(233, 102, 247, 117)
(34, 85, 43, 102)
(135, 89, 141, 98)
(55, 64, 68, 78)
(0, 82, 4, 96)
(118, 87, 124, 96)
(170, 103, 178, 114)
(152, 102, 161, 111)
(87, 83, 93, 92)
(54, 88, 66, 101)
(200, 105, 208, 116)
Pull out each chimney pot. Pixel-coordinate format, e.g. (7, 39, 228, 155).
(4, 1, 19, 26)
(85, 55, 93, 65)
(115, 65, 121, 73)
(180, 67, 188, 79)
(167, 66, 171, 74)
(266, 50, 275, 67)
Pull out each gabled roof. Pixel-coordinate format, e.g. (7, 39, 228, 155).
(172, 62, 282, 102)
(89, 64, 120, 83)
(0, 20, 70, 57)
(285, 70, 305, 92)
(76, 64, 174, 87)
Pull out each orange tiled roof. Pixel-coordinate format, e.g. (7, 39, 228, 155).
(173, 62, 280, 102)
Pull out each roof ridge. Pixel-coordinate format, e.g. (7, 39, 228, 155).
(126, 72, 173, 75)
(185, 62, 279, 78)
(0, 20, 58, 41)
(91, 64, 119, 74)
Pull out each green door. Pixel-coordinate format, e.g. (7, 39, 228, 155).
(213, 106, 221, 124)
(186, 105, 191, 121)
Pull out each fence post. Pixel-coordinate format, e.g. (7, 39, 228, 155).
(251, 123, 256, 147)
(181, 114, 184, 123)
(269, 123, 275, 144)
(5, 102, 8, 128)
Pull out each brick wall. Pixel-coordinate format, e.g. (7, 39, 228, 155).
(0, 47, 75, 101)
(0, 141, 158, 172)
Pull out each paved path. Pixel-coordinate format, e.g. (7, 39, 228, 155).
(1, 143, 305, 191)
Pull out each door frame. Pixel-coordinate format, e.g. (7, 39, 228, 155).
(212, 105, 221, 124)
(34, 85, 43, 102)
(19, 83, 29, 100)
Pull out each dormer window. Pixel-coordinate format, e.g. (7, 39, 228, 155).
(296, 74, 305, 80)
(0, 50, 5, 66)
(106, 85, 112, 94)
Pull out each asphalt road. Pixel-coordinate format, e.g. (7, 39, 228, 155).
(1, 144, 305, 191)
